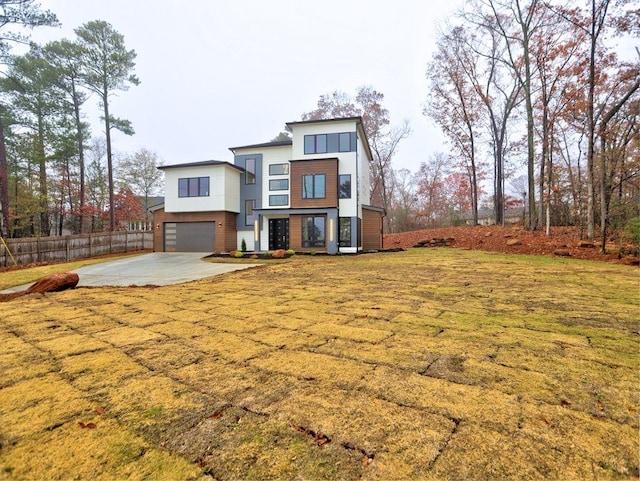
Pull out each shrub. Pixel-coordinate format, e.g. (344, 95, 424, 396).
(234, 250, 244, 258)
(262, 252, 271, 259)
(310, 250, 316, 256)
(241, 239, 247, 252)
(623, 216, 640, 245)
(286, 249, 295, 256)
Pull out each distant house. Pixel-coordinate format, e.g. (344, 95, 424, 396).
(461, 208, 524, 226)
(152, 117, 384, 254)
(122, 196, 164, 231)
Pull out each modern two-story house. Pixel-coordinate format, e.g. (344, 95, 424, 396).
(153, 117, 384, 254)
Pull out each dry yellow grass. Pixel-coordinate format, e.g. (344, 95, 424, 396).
(0, 249, 638, 480)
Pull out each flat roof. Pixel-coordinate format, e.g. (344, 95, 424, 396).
(157, 160, 243, 171)
(229, 140, 292, 152)
(285, 116, 363, 128)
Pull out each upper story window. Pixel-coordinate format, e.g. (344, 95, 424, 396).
(304, 132, 356, 154)
(339, 174, 351, 199)
(269, 163, 289, 175)
(178, 177, 209, 197)
(269, 179, 289, 191)
(245, 158, 256, 184)
(269, 194, 289, 206)
(304, 134, 327, 154)
(302, 174, 325, 199)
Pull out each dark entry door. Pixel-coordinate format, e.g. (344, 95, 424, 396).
(269, 218, 289, 250)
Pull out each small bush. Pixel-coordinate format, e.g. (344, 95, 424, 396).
(262, 252, 271, 259)
(241, 239, 247, 252)
(286, 249, 295, 256)
(310, 250, 317, 256)
(234, 251, 244, 258)
(623, 216, 640, 245)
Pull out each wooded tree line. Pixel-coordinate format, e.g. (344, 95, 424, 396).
(0, 0, 161, 239)
(300, 1, 638, 250)
(416, 0, 638, 249)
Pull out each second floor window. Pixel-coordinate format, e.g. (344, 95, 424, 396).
(339, 174, 351, 199)
(269, 163, 289, 175)
(245, 158, 256, 184)
(178, 177, 209, 197)
(269, 179, 289, 191)
(302, 174, 325, 199)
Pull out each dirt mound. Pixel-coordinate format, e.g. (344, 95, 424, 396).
(384, 225, 636, 264)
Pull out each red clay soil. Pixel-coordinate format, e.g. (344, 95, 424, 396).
(383, 225, 639, 265)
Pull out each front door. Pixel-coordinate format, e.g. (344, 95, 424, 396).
(269, 218, 289, 250)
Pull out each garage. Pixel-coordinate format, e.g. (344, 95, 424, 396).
(164, 222, 216, 252)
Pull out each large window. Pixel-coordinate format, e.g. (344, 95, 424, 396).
(269, 179, 289, 191)
(269, 163, 289, 175)
(178, 177, 209, 197)
(245, 158, 256, 184)
(304, 134, 327, 154)
(339, 217, 351, 247)
(302, 216, 325, 248)
(302, 174, 325, 199)
(304, 132, 356, 154)
(245, 199, 255, 226)
(269, 194, 288, 206)
(339, 174, 351, 199)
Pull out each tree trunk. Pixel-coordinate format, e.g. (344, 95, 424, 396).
(103, 88, 115, 231)
(37, 114, 50, 236)
(0, 118, 10, 238)
(73, 81, 86, 234)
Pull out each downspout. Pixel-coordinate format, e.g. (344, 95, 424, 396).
(356, 122, 360, 253)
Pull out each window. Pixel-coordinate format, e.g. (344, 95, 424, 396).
(269, 194, 288, 206)
(339, 217, 351, 247)
(178, 177, 209, 197)
(302, 216, 325, 247)
(245, 158, 256, 184)
(269, 163, 289, 175)
(302, 174, 325, 199)
(304, 134, 327, 154)
(269, 179, 289, 191)
(245, 199, 256, 226)
(339, 174, 351, 199)
(304, 132, 356, 154)
(339, 132, 351, 152)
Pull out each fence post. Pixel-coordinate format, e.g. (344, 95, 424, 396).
(37, 237, 41, 263)
(66, 236, 71, 262)
(125, 230, 128, 253)
(110, 231, 113, 254)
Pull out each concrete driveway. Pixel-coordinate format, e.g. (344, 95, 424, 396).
(2, 253, 260, 292)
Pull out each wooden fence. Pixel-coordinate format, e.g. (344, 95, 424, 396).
(0, 231, 154, 267)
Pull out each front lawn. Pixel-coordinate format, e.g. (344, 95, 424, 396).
(0, 249, 637, 480)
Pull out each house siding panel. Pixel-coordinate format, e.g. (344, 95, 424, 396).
(362, 207, 383, 250)
(290, 158, 338, 209)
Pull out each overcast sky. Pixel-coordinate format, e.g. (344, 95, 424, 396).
(32, 0, 462, 172)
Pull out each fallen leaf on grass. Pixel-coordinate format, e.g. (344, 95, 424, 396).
(596, 402, 605, 411)
(95, 407, 105, 415)
(78, 422, 97, 429)
(540, 415, 555, 427)
(560, 399, 572, 407)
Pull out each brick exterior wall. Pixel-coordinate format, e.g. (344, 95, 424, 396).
(152, 208, 238, 252)
(290, 158, 338, 209)
(362, 207, 383, 250)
